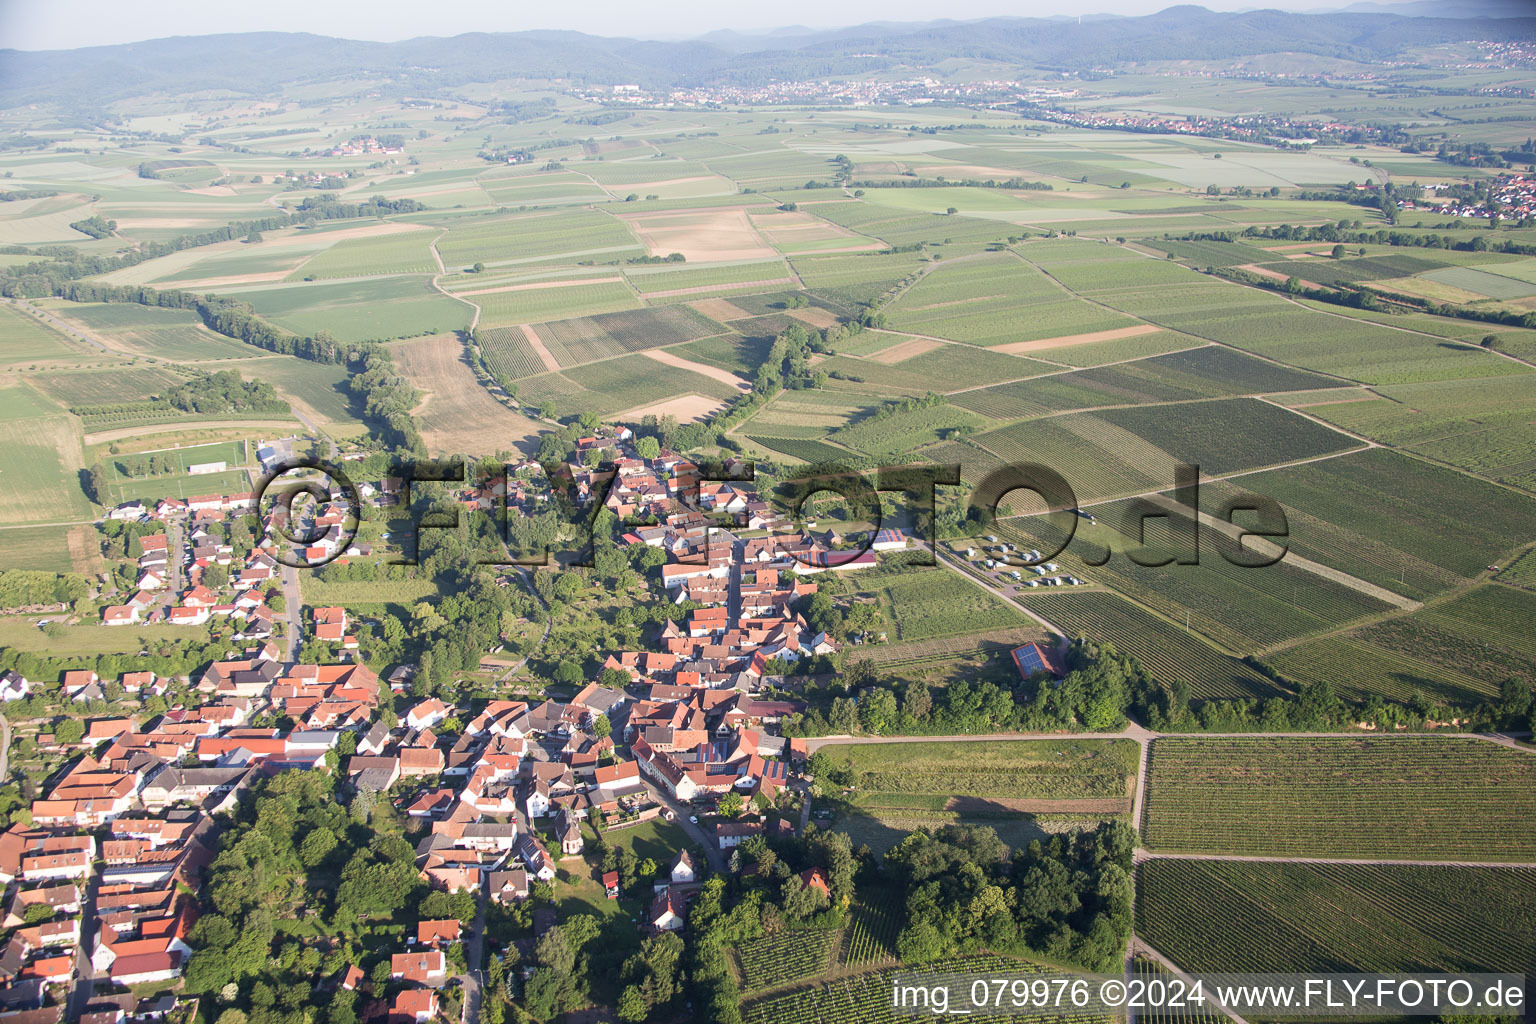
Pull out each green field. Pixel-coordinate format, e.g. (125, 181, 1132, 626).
(0, 383, 93, 523)
(533, 305, 726, 367)
(735, 929, 839, 994)
(1141, 736, 1536, 860)
(1018, 591, 1281, 701)
(477, 325, 547, 379)
(1137, 860, 1536, 973)
(232, 276, 471, 342)
(973, 398, 1359, 507)
(515, 352, 739, 418)
(851, 566, 1025, 642)
(286, 229, 439, 279)
(473, 280, 640, 327)
(435, 208, 641, 267)
(1206, 448, 1536, 600)
(886, 252, 1141, 347)
(0, 303, 89, 365)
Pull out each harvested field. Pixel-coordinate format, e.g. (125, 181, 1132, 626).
(390, 333, 543, 455)
(617, 208, 777, 262)
(785, 306, 840, 329)
(993, 323, 1163, 355)
(864, 335, 943, 364)
(1238, 262, 1323, 290)
(616, 393, 728, 422)
(688, 298, 754, 321)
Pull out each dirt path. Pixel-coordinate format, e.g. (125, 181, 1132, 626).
(1131, 937, 1258, 1024)
(456, 276, 624, 297)
(519, 324, 561, 373)
(641, 347, 751, 389)
(994, 323, 1164, 356)
(83, 419, 300, 445)
(634, 276, 796, 300)
(1137, 490, 1419, 611)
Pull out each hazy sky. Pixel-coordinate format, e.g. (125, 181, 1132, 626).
(1, 0, 1345, 51)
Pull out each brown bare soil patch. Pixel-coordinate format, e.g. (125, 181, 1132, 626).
(168, 270, 296, 290)
(616, 208, 777, 262)
(392, 333, 543, 455)
(615, 393, 729, 423)
(641, 349, 751, 390)
(785, 306, 840, 329)
(636, 277, 795, 299)
(992, 323, 1162, 355)
(688, 298, 755, 321)
(1238, 263, 1323, 290)
(866, 336, 943, 364)
(519, 324, 561, 373)
(456, 276, 624, 298)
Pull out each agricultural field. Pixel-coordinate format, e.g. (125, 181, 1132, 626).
(838, 891, 902, 967)
(0, 382, 92, 523)
(734, 928, 840, 993)
(789, 250, 930, 309)
(744, 436, 855, 463)
(1016, 590, 1282, 700)
(472, 279, 640, 328)
(1141, 736, 1536, 860)
(0, 303, 92, 365)
(515, 352, 740, 420)
(741, 954, 1112, 1024)
(1094, 276, 1530, 385)
(285, 228, 439, 279)
(830, 738, 1138, 803)
(434, 208, 642, 268)
(1204, 448, 1536, 600)
(828, 403, 987, 456)
(228, 276, 470, 342)
(972, 397, 1359, 508)
(850, 566, 1025, 642)
(886, 252, 1141, 347)
(477, 325, 548, 379)
(29, 365, 185, 408)
(48, 302, 256, 361)
(1137, 860, 1536, 973)
(532, 305, 727, 367)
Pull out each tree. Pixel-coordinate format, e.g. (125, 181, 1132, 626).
(473, 262, 486, 273)
(592, 714, 612, 740)
(553, 659, 583, 685)
(245, 231, 263, 244)
(55, 718, 84, 745)
(1331, 244, 1346, 258)
(635, 435, 660, 460)
(717, 790, 744, 817)
(86, 462, 108, 503)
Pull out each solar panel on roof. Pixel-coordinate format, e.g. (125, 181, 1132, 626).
(1013, 644, 1048, 674)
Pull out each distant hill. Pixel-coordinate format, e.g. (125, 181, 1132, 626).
(2, 5, 1533, 113)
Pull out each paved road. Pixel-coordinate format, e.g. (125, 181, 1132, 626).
(644, 782, 727, 873)
(0, 713, 10, 784)
(279, 562, 302, 660)
(459, 881, 487, 1024)
(66, 877, 102, 1021)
